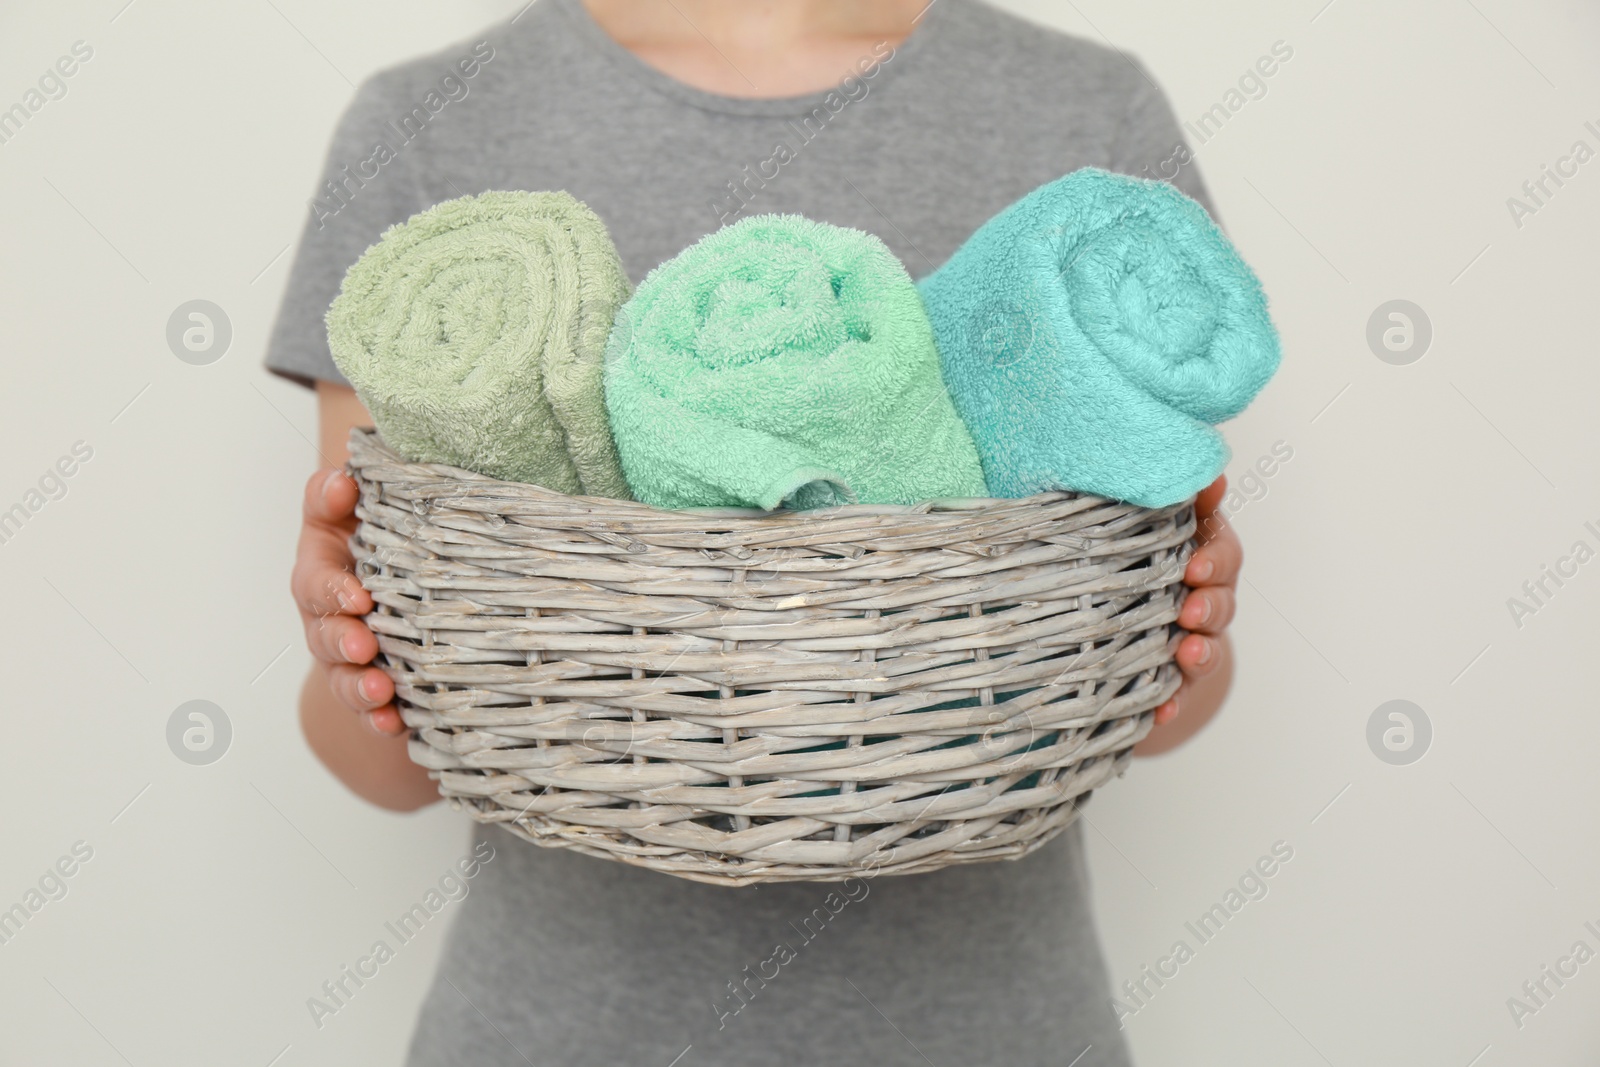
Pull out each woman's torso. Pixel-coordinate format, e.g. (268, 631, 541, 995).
(269, 3, 1212, 1061)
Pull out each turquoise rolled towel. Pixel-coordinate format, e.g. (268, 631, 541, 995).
(326, 190, 633, 497)
(604, 214, 988, 510)
(917, 168, 1281, 507)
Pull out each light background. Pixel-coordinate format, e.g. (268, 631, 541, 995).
(1, 1, 1596, 1064)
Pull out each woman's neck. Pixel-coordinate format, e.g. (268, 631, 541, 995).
(581, 0, 928, 97)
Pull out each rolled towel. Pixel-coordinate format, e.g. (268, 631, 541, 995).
(326, 190, 633, 497)
(604, 214, 988, 510)
(918, 168, 1280, 507)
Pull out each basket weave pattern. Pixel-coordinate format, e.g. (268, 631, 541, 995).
(347, 429, 1194, 886)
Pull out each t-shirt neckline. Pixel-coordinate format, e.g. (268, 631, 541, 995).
(551, 0, 947, 117)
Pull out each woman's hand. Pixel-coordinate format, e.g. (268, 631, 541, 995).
(1134, 475, 1239, 756)
(291, 467, 403, 736)
(289, 383, 438, 811)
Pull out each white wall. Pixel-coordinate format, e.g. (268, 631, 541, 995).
(1, 1, 1594, 1064)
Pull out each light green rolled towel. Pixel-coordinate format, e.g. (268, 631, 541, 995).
(326, 190, 633, 497)
(603, 214, 988, 510)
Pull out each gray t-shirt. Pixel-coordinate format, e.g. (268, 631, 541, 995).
(265, 1, 1211, 1063)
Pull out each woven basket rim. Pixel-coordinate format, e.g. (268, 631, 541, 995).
(346, 426, 1131, 520)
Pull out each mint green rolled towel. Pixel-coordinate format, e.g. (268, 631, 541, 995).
(326, 190, 633, 497)
(604, 214, 987, 510)
(918, 168, 1281, 507)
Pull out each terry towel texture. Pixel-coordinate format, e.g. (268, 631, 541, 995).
(326, 190, 633, 496)
(604, 214, 988, 510)
(918, 168, 1280, 507)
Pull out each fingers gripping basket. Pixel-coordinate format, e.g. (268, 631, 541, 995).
(347, 428, 1195, 886)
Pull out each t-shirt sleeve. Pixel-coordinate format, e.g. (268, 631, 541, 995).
(1108, 56, 1219, 225)
(263, 72, 433, 388)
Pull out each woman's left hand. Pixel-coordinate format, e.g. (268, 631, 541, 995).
(1134, 475, 1239, 756)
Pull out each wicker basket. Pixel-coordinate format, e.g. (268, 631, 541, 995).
(347, 428, 1194, 886)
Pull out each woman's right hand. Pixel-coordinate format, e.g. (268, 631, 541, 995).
(291, 467, 404, 736)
